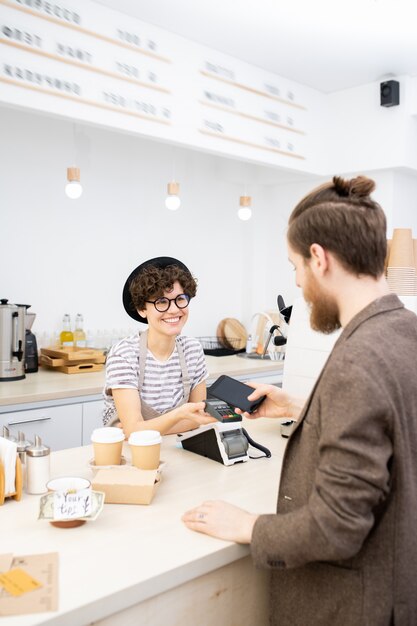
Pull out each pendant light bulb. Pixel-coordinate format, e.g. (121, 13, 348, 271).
(65, 181, 83, 199)
(165, 181, 181, 211)
(65, 167, 83, 199)
(238, 195, 252, 221)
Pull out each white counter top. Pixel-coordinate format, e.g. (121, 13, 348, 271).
(0, 356, 283, 407)
(1, 417, 286, 626)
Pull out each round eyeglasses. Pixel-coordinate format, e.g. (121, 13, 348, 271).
(146, 293, 191, 313)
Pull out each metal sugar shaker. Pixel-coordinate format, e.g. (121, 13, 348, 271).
(16, 431, 32, 489)
(16, 431, 32, 463)
(26, 435, 50, 494)
(2, 425, 17, 442)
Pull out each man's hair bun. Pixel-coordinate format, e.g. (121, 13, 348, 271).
(333, 175, 376, 199)
(288, 173, 386, 279)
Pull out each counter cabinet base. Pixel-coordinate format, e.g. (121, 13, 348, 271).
(94, 555, 269, 626)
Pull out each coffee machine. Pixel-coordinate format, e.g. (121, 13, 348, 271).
(24, 306, 38, 373)
(0, 299, 26, 381)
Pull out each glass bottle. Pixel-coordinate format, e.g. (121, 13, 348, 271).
(60, 314, 74, 347)
(73, 313, 87, 348)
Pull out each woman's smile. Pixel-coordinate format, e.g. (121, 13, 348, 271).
(162, 316, 182, 324)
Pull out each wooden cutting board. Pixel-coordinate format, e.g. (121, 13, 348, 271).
(216, 318, 247, 350)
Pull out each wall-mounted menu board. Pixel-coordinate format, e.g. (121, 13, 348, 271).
(0, 0, 324, 173)
(198, 59, 307, 162)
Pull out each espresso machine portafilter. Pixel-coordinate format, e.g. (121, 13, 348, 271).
(0, 299, 26, 381)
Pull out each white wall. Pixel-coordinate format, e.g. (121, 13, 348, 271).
(0, 105, 312, 341)
(391, 170, 417, 234)
(326, 76, 417, 174)
(2, 103, 417, 347)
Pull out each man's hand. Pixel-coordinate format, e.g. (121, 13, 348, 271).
(182, 500, 258, 543)
(236, 382, 304, 420)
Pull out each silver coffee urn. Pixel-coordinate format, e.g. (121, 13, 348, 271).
(0, 299, 26, 381)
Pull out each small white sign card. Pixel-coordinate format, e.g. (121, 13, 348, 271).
(52, 488, 92, 520)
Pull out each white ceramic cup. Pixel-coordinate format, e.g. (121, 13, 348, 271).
(91, 427, 125, 466)
(46, 476, 92, 528)
(129, 430, 162, 470)
(46, 476, 91, 492)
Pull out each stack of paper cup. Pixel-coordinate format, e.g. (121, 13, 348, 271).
(91, 427, 125, 466)
(384, 239, 391, 274)
(129, 430, 162, 470)
(413, 239, 417, 273)
(386, 229, 417, 295)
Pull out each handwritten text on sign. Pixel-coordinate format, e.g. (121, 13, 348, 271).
(53, 488, 92, 520)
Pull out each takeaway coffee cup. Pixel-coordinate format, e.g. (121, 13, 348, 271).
(128, 430, 162, 470)
(91, 427, 125, 466)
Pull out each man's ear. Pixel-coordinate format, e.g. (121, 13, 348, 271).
(309, 243, 329, 275)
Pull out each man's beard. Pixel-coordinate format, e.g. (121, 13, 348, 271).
(304, 269, 341, 334)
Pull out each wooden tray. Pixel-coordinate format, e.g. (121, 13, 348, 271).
(41, 346, 105, 362)
(41, 360, 104, 374)
(40, 353, 106, 367)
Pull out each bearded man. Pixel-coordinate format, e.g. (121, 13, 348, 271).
(183, 175, 417, 626)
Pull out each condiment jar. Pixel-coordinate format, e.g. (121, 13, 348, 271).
(26, 435, 50, 494)
(16, 431, 32, 464)
(16, 431, 32, 490)
(2, 425, 17, 442)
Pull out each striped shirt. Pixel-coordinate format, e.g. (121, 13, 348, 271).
(103, 333, 208, 424)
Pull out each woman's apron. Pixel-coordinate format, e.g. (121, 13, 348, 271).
(107, 330, 191, 425)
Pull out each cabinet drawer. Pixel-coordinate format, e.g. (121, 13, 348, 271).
(0, 405, 82, 451)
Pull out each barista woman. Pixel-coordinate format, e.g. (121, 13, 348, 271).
(103, 257, 214, 436)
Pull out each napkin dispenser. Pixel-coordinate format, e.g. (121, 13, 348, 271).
(0, 436, 22, 504)
(177, 420, 249, 466)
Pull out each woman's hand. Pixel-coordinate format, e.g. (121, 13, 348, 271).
(114, 389, 214, 436)
(236, 382, 303, 420)
(173, 402, 216, 429)
(182, 500, 258, 544)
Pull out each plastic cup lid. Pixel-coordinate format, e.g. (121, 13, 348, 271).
(91, 427, 125, 444)
(128, 430, 162, 446)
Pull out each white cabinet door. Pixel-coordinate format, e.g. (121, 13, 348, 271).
(1, 404, 82, 451)
(82, 400, 105, 445)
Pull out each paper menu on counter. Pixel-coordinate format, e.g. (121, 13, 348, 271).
(0, 552, 58, 616)
(0, 568, 43, 597)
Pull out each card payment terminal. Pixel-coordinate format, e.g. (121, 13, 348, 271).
(177, 397, 270, 466)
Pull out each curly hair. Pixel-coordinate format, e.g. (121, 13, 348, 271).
(288, 175, 387, 278)
(129, 264, 197, 312)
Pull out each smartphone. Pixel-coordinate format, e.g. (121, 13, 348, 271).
(208, 375, 266, 414)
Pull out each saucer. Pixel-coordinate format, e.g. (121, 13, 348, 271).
(50, 519, 86, 529)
